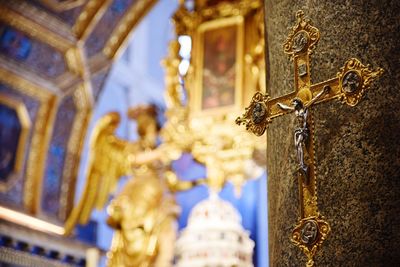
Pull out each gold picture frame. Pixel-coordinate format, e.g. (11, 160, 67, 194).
(171, 0, 264, 119)
(192, 15, 244, 115)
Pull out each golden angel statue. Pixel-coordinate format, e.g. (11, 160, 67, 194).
(106, 171, 179, 267)
(65, 105, 180, 267)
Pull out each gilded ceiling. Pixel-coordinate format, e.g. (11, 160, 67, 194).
(0, 0, 158, 225)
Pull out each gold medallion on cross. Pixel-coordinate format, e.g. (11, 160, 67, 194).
(236, 10, 384, 267)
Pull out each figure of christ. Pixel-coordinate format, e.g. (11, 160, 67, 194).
(277, 86, 330, 182)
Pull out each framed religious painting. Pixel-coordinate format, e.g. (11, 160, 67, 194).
(177, 0, 265, 118)
(193, 16, 244, 114)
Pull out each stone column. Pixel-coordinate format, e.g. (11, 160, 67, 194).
(265, 0, 400, 266)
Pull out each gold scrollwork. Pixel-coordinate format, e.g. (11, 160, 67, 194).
(235, 92, 271, 136)
(283, 10, 320, 59)
(337, 58, 384, 106)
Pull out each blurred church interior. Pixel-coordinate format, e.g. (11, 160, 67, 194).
(0, 0, 268, 266)
(2, 1, 398, 266)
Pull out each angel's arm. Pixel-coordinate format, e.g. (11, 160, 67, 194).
(165, 171, 207, 193)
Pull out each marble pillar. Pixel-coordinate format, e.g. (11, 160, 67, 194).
(265, 0, 400, 266)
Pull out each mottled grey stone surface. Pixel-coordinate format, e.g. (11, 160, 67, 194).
(264, 0, 400, 266)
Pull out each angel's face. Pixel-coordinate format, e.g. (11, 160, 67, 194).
(137, 114, 158, 148)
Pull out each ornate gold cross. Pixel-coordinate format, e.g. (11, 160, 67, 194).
(236, 10, 383, 267)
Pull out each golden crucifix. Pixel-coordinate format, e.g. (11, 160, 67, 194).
(236, 10, 383, 267)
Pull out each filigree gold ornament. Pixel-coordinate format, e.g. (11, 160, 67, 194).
(337, 58, 384, 106)
(237, 10, 384, 266)
(283, 10, 320, 59)
(235, 92, 270, 136)
(291, 216, 331, 267)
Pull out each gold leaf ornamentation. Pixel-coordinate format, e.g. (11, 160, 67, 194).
(235, 92, 270, 136)
(337, 58, 384, 106)
(291, 216, 331, 267)
(283, 10, 320, 59)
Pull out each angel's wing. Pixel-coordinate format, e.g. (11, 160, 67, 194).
(64, 112, 134, 234)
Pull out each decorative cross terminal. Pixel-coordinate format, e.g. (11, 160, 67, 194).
(236, 10, 384, 267)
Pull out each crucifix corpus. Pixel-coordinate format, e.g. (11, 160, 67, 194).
(236, 10, 384, 267)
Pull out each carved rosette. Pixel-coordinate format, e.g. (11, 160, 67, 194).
(337, 58, 384, 106)
(283, 10, 320, 59)
(235, 92, 270, 136)
(291, 216, 331, 267)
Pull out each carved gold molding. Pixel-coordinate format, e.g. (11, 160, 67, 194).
(39, 0, 87, 12)
(173, 0, 262, 34)
(58, 85, 92, 220)
(0, 65, 58, 214)
(0, 93, 31, 192)
(73, 0, 113, 41)
(0, 3, 76, 52)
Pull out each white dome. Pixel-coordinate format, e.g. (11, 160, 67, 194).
(187, 193, 242, 231)
(175, 194, 254, 267)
